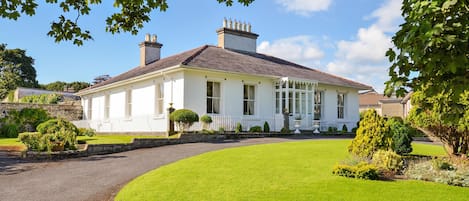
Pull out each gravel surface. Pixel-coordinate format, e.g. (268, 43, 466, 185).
(0, 136, 324, 201)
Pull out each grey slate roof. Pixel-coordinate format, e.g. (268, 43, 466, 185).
(86, 45, 371, 91)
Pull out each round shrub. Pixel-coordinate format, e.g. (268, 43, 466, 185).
(249, 126, 262, 133)
(341, 124, 348, 133)
(36, 118, 79, 151)
(37, 118, 79, 135)
(170, 109, 199, 132)
(372, 150, 403, 173)
(263, 121, 270, 133)
(348, 109, 391, 158)
(200, 115, 213, 124)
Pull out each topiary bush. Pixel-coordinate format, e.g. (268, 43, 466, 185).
(249, 126, 262, 133)
(341, 124, 348, 133)
(348, 109, 391, 158)
(200, 115, 213, 130)
(170, 109, 199, 133)
(263, 121, 270, 133)
(235, 122, 243, 134)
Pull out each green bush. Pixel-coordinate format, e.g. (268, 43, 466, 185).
(406, 159, 469, 187)
(235, 122, 242, 134)
(200, 115, 212, 130)
(372, 150, 403, 173)
(170, 109, 199, 133)
(218, 127, 225, 133)
(328, 126, 338, 133)
(249, 126, 262, 133)
(263, 121, 270, 133)
(387, 117, 413, 155)
(36, 119, 78, 151)
(332, 162, 379, 180)
(19, 93, 63, 104)
(348, 109, 391, 158)
(280, 127, 290, 133)
(351, 127, 358, 133)
(341, 124, 348, 133)
(1, 123, 19, 138)
(0, 108, 50, 138)
(18, 132, 42, 151)
(432, 157, 454, 171)
(77, 128, 96, 137)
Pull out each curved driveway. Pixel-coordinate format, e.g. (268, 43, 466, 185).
(0, 136, 326, 201)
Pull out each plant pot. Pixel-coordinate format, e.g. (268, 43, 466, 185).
(294, 120, 301, 134)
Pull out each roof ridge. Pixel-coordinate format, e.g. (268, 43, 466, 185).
(181, 45, 210, 65)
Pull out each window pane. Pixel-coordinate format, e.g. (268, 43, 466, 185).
(275, 92, 280, 114)
(207, 82, 213, 97)
(295, 92, 300, 114)
(207, 98, 212, 113)
(249, 85, 255, 99)
(213, 82, 220, 97)
(213, 99, 220, 114)
(301, 92, 306, 114)
(244, 85, 248, 99)
(248, 101, 254, 115)
(243, 101, 248, 115)
(307, 92, 312, 114)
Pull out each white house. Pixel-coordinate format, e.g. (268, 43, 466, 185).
(74, 20, 371, 133)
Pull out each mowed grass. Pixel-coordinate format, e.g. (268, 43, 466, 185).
(116, 140, 465, 201)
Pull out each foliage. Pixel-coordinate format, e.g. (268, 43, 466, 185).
(328, 126, 338, 133)
(0, 44, 38, 99)
(385, 0, 468, 157)
(235, 122, 243, 134)
(248, 126, 262, 133)
(19, 93, 63, 104)
(348, 109, 391, 158)
(432, 157, 454, 171)
(263, 121, 270, 133)
(341, 124, 348, 133)
(0, 123, 19, 138)
(371, 150, 403, 173)
(218, 127, 225, 133)
(200, 115, 212, 130)
(387, 117, 413, 155)
(0, 1, 254, 46)
(280, 127, 290, 134)
(0, 108, 50, 138)
(18, 132, 42, 151)
(408, 91, 469, 156)
(332, 162, 379, 180)
(35, 118, 79, 151)
(92, 74, 111, 85)
(77, 128, 96, 137)
(40, 81, 90, 92)
(170, 109, 199, 133)
(406, 159, 469, 187)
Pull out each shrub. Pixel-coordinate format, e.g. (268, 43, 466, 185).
(372, 150, 403, 173)
(19, 93, 63, 104)
(351, 127, 358, 133)
(77, 128, 96, 137)
(201, 129, 215, 134)
(249, 126, 262, 133)
(235, 122, 242, 134)
(263, 121, 270, 133)
(36, 119, 78, 151)
(348, 109, 391, 158)
(405, 159, 469, 187)
(341, 124, 348, 133)
(280, 127, 290, 133)
(328, 126, 338, 133)
(218, 127, 225, 133)
(169, 109, 199, 133)
(37, 119, 78, 135)
(332, 162, 379, 180)
(1, 123, 19, 138)
(18, 132, 42, 151)
(432, 157, 454, 171)
(387, 117, 413, 155)
(200, 115, 213, 129)
(19, 108, 51, 130)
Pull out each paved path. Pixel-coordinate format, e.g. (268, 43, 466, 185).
(0, 136, 325, 201)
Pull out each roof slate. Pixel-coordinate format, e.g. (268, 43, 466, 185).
(84, 45, 371, 91)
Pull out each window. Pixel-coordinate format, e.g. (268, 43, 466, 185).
(104, 94, 110, 119)
(87, 98, 92, 120)
(125, 89, 132, 118)
(155, 83, 164, 115)
(207, 81, 220, 114)
(275, 91, 280, 114)
(243, 85, 255, 115)
(337, 93, 345, 119)
(314, 91, 322, 120)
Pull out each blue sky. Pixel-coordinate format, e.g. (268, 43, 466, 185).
(0, 0, 403, 93)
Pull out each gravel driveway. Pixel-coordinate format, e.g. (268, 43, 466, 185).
(0, 137, 322, 201)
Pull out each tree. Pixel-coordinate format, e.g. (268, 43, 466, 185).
(385, 1, 468, 157)
(40, 81, 90, 92)
(0, 0, 255, 46)
(92, 74, 111, 85)
(348, 109, 391, 158)
(0, 44, 38, 99)
(170, 109, 199, 133)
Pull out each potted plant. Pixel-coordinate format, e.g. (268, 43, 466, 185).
(294, 115, 302, 134)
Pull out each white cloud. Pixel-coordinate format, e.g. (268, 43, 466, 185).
(325, 0, 403, 92)
(258, 36, 324, 66)
(276, 0, 332, 16)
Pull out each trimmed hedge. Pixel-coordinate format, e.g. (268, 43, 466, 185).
(332, 162, 379, 180)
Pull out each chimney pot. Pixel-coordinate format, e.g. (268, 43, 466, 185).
(151, 34, 157, 43)
(223, 18, 227, 28)
(145, 33, 150, 42)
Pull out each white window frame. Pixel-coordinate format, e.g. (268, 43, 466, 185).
(337, 92, 346, 119)
(314, 91, 323, 120)
(155, 83, 164, 115)
(104, 94, 110, 120)
(206, 81, 221, 114)
(125, 89, 132, 118)
(87, 98, 93, 120)
(243, 84, 256, 115)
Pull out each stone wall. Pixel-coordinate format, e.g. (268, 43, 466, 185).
(0, 102, 83, 121)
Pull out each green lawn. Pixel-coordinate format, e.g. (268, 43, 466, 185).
(116, 140, 464, 201)
(0, 138, 24, 146)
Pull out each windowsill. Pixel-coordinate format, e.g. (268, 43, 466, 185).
(153, 114, 165, 119)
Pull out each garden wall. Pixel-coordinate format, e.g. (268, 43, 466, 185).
(0, 102, 82, 121)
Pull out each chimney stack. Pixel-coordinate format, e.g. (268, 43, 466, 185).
(139, 33, 163, 66)
(217, 18, 259, 52)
